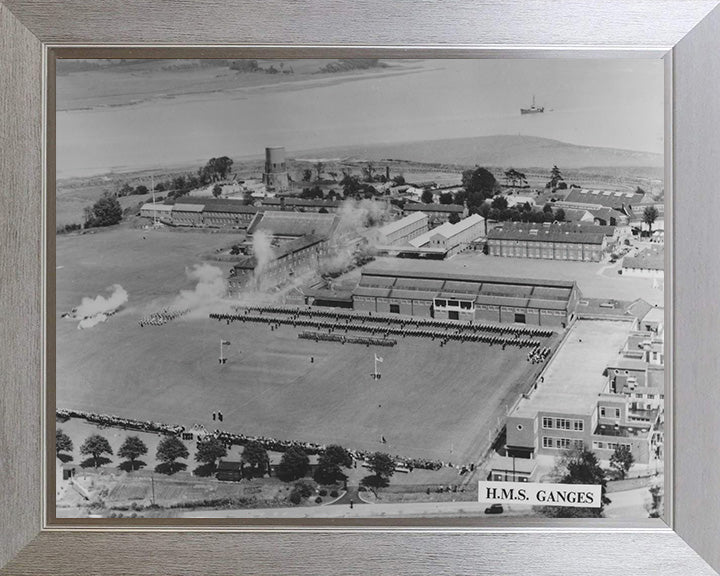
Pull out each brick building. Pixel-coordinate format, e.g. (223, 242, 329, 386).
(352, 260, 580, 327)
(486, 222, 616, 262)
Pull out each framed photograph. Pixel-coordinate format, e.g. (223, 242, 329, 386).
(2, 1, 720, 575)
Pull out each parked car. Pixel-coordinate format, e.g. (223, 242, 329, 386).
(484, 504, 504, 514)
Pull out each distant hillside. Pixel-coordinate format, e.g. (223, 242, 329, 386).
(301, 135, 663, 170)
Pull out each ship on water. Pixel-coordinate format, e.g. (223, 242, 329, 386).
(521, 95, 544, 115)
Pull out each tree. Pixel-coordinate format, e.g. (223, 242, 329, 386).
(212, 184, 223, 198)
(462, 166, 498, 214)
(341, 174, 361, 197)
(392, 174, 405, 186)
(155, 436, 189, 474)
(314, 161, 324, 181)
(421, 189, 434, 204)
(215, 156, 233, 179)
(361, 451, 395, 489)
(503, 168, 527, 187)
(478, 202, 491, 235)
(118, 182, 134, 197)
(642, 206, 659, 234)
(491, 195, 508, 211)
(80, 434, 113, 468)
(439, 192, 454, 205)
(276, 446, 310, 482)
(648, 483, 663, 518)
(195, 437, 227, 467)
(134, 184, 149, 196)
(609, 445, 634, 480)
(555, 208, 566, 222)
(536, 447, 610, 518)
(448, 212, 461, 224)
(547, 165, 564, 190)
(199, 156, 234, 184)
(86, 193, 122, 227)
(118, 436, 148, 470)
(302, 168, 313, 182)
(543, 202, 553, 213)
(242, 440, 269, 475)
(462, 166, 497, 196)
(56, 429, 73, 456)
(314, 445, 353, 485)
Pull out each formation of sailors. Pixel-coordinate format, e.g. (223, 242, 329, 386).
(56, 408, 185, 436)
(528, 347, 551, 363)
(211, 311, 546, 350)
(298, 330, 397, 347)
(230, 304, 555, 339)
(138, 307, 189, 327)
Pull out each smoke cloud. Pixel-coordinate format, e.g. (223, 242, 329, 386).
(78, 313, 110, 330)
(72, 284, 128, 328)
(172, 263, 228, 315)
(250, 229, 276, 290)
(318, 198, 390, 276)
(336, 198, 389, 238)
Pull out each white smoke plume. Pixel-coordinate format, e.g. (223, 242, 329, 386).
(251, 229, 276, 289)
(72, 284, 128, 329)
(318, 198, 390, 275)
(78, 313, 109, 330)
(172, 263, 228, 314)
(336, 198, 390, 238)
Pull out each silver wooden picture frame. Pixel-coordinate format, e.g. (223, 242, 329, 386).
(2, 1, 720, 574)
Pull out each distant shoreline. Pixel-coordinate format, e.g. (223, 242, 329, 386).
(57, 134, 663, 183)
(56, 62, 430, 113)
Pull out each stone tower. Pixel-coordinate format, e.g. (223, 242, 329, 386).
(262, 146, 289, 192)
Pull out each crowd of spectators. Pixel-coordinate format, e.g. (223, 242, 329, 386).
(56, 408, 184, 436)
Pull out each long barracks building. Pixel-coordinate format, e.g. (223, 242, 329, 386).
(352, 261, 580, 327)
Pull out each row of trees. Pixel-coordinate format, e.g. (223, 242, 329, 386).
(58, 429, 640, 515)
(57, 428, 398, 490)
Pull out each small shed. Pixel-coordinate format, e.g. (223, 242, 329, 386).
(215, 460, 244, 482)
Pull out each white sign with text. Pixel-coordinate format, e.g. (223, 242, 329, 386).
(478, 481, 602, 508)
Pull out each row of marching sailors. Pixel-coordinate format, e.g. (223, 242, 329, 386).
(232, 305, 554, 339)
(212, 313, 541, 349)
(298, 331, 397, 347)
(138, 308, 189, 328)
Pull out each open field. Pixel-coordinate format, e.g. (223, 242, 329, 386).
(57, 315, 550, 464)
(57, 227, 552, 465)
(56, 226, 239, 312)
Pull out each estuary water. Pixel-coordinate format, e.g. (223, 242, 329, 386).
(56, 59, 663, 179)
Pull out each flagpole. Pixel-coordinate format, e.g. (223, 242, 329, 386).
(219, 338, 223, 364)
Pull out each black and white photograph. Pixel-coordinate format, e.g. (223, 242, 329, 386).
(54, 58, 665, 521)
